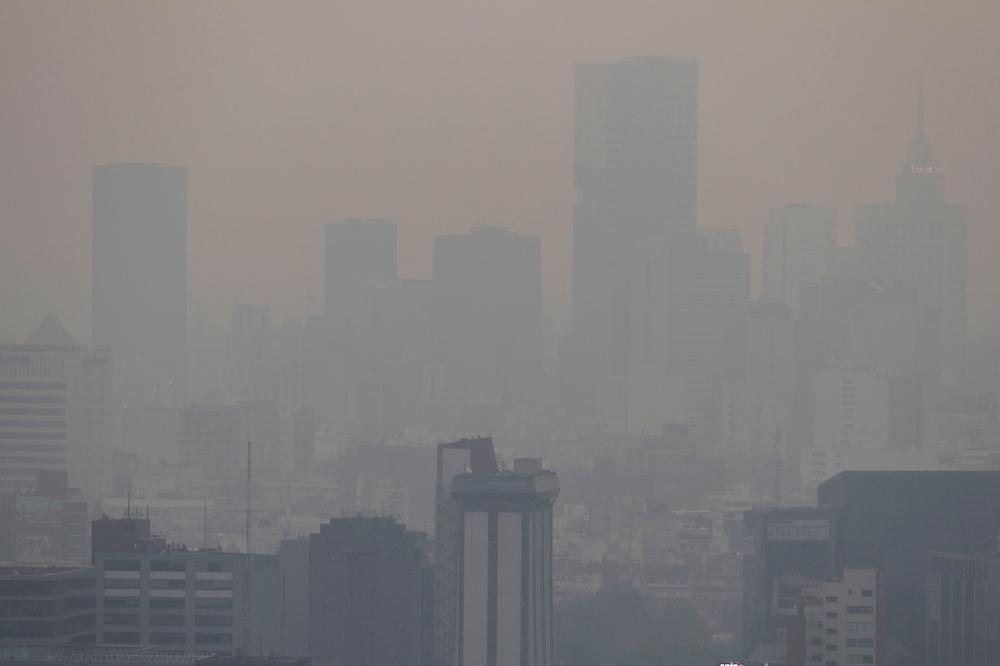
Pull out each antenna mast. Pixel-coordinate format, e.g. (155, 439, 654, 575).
(243, 438, 252, 653)
(774, 425, 782, 508)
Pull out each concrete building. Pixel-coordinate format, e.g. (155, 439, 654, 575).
(0, 316, 113, 500)
(92, 163, 187, 405)
(432, 227, 543, 430)
(434, 438, 559, 666)
(93, 547, 277, 655)
(571, 56, 698, 417)
(307, 517, 430, 666)
(627, 236, 750, 426)
(177, 401, 280, 479)
(763, 204, 838, 313)
(779, 568, 884, 666)
(927, 548, 1000, 666)
(854, 104, 967, 383)
(0, 566, 96, 654)
(324, 218, 397, 326)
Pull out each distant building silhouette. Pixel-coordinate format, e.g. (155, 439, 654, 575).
(432, 227, 542, 431)
(92, 163, 187, 406)
(763, 203, 838, 313)
(324, 218, 397, 325)
(570, 56, 698, 418)
(853, 101, 967, 384)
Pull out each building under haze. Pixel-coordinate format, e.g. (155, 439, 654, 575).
(433, 438, 559, 666)
(0, 315, 113, 500)
(324, 218, 397, 326)
(854, 104, 967, 384)
(432, 227, 543, 431)
(763, 203, 838, 314)
(92, 163, 187, 407)
(570, 56, 698, 416)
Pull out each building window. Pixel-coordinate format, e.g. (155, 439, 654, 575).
(151, 599, 186, 609)
(826, 628, 838, 635)
(149, 632, 186, 644)
(826, 612, 838, 618)
(105, 598, 139, 608)
(195, 598, 233, 609)
(104, 614, 139, 626)
(846, 638, 874, 648)
(846, 622, 875, 631)
(104, 632, 140, 644)
(846, 606, 874, 614)
(195, 615, 232, 627)
(149, 615, 185, 626)
(810, 655, 823, 662)
(104, 561, 140, 572)
(810, 638, 823, 646)
(845, 656, 874, 664)
(195, 633, 233, 645)
(861, 589, 873, 597)
(808, 621, 823, 630)
(826, 596, 838, 602)
(826, 645, 838, 651)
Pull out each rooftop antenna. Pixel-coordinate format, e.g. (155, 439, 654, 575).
(774, 425, 782, 508)
(243, 438, 252, 653)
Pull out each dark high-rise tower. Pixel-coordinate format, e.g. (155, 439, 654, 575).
(92, 163, 187, 405)
(570, 57, 698, 407)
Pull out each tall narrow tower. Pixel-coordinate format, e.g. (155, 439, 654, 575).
(92, 163, 187, 406)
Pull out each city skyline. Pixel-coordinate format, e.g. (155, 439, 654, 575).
(0, 2, 998, 343)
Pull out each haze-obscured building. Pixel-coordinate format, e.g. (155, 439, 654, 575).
(763, 204, 838, 314)
(0, 315, 113, 500)
(92, 163, 187, 405)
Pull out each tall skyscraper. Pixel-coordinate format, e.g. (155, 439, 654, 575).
(92, 163, 187, 405)
(763, 203, 838, 313)
(324, 218, 397, 324)
(433, 438, 559, 666)
(854, 101, 967, 382)
(572, 57, 698, 380)
(432, 227, 543, 430)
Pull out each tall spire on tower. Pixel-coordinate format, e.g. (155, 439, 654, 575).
(907, 88, 933, 164)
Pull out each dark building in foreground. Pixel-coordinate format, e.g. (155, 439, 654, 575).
(434, 437, 559, 666)
(308, 516, 430, 666)
(0, 566, 96, 656)
(926, 549, 1000, 666)
(744, 472, 1000, 665)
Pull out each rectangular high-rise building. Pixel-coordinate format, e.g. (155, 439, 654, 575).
(324, 218, 397, 324)
(854, 111, 967, 383)
(92, 163, 187, 406)
(433, 438, 559, 666)
(763, 203, 838, 313)
(432, 227, 542, 430)
(572, 57, 698, 385)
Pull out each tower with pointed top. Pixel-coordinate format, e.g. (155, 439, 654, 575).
(854, 98, 967, 385)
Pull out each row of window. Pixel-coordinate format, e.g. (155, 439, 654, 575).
(104, 614, 232, 627)
(104, 561, 232, 573)
(103, 632, 233, 645)
(104, 598, 232, 609)
(810, 656, 873, 664)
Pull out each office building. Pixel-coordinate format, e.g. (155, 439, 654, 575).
(93, 546, 278, 655)
(0, 565, 96, 652)
(781, 568, 884, 666)
(627, 236, 750, 426)
(434, 437, 559, 666)
(324, 218, 397, 325)
(4, 472, 90, 565)
(0, 316, 113, 500)
(854, 104, 967, 382)
(763, 204, 838, 313)
(432, 227, 543, 428)
(92, 163, 187, 405)
(817, 471, 1000, 665)
(927, 548, 1000, 666)
(177, 400, 280, 479)
(571, 56, 699, 411)
(308, 517, 430, 666)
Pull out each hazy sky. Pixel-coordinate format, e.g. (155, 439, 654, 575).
(1, 1, 998, 344)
